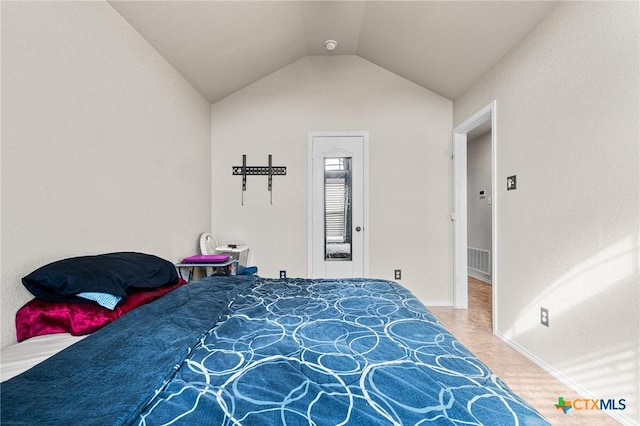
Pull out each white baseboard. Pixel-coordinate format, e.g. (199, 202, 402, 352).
(494, 330, 638, 426)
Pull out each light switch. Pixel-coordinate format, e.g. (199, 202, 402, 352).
(507, 175, 517, 190)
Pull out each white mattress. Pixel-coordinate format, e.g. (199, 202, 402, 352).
(1, 333, 86, 382)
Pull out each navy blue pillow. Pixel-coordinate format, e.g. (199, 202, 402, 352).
(22, 252, 178, 304)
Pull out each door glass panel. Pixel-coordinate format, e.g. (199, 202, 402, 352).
(325, 157, 352, 261)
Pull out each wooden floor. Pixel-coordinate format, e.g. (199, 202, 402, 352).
(428, 277, 620, 426)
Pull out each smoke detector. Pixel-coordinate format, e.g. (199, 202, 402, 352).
(324, 40, 337, 51)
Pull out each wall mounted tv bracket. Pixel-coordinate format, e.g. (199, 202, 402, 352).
(233, 155, 287, 205)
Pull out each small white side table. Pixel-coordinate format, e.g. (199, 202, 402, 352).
(175, 259, 238, 282)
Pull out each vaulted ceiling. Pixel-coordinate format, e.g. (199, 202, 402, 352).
(109, 1, 558, 104)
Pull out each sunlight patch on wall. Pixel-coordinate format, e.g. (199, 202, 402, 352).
(502, 236, 639, 423)
(505, 236, 637, 339)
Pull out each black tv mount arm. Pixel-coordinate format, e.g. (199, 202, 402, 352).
(232, 155, 287, 205)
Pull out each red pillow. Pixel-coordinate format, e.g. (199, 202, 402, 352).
(16, 279, 186, 342)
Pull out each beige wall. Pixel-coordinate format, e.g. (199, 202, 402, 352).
(454, 2, 639, 423)
(1, 2, 212, 348)
(211, 55, 453, 304)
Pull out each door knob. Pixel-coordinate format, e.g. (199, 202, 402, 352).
(355, 226, 362, 232)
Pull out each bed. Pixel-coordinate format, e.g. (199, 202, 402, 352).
(1, 272, 549, 425)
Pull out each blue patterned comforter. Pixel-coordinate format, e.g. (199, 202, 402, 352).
(1, 276, 549, 425)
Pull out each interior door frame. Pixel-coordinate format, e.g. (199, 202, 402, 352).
(308, 131, 369, 278)
(453, 101, 497, 333)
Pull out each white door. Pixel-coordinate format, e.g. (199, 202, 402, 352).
(310, 133, 366, 278)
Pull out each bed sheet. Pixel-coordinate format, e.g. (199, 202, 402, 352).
(1, 333, 86, 382)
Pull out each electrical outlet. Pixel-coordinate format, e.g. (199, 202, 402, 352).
(394, 269, 401, 280)
(280, 270, 287, 279)
(540, 307, 549, 327)
(507, 175, 517, 190)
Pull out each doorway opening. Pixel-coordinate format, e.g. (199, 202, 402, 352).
(467, 123, 493, 330)
(453, 101, 497, 333)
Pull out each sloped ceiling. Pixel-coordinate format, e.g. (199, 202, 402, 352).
(109, 1, 558, 104)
